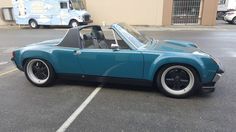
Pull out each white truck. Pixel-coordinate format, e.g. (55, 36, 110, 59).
(217, 0, 236, 19)
(12, 0, 92, 28)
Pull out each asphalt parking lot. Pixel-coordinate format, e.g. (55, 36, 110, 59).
(0, 27, 236, 132)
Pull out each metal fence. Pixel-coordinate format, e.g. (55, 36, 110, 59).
(172, 0, 201, 25)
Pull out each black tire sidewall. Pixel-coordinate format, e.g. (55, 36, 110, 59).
(69, 20, 79, 28)
(232, 17, 236, 24)
(24, 59, 55, 87)
(29, 20, 39, 29)
(156, 65, 200, 98)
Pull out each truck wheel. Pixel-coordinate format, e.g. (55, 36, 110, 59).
(156, 65, 200, 98)
(69, 20, 79, 28)
(24, 59, 55, 87)
(29, 20, 39, 29)
(232, 17, 236, 24)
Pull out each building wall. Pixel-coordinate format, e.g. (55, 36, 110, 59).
(85, 0, 164, 26)
(0, 0, 13, 25)
(86, 0, 218, 26)
(0, 0, 218, 26)
(201, 0, 218, 26)
(162, 0, 173, 26)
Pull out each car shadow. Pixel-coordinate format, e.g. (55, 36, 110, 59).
(53, 79, 213, 99)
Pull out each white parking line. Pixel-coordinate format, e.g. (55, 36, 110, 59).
(0, 68, 18, 77)
(56, 86, 102, 132)
(0, 61, 8, 65)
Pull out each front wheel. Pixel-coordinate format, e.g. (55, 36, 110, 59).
(29, 20, 39, 29)
(24, 59, 55, 87)
(157, 65, 200, 98)
(69, 20, 79, 28)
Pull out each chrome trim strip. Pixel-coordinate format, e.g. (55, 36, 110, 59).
(202, 86, 215, 89)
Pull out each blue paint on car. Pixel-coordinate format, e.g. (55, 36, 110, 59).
(11, 23, 224, 97)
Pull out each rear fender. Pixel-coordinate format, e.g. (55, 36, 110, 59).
(19, 50, 55, 70)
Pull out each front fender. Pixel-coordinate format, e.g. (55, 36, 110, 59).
(145, 53, 218, 84)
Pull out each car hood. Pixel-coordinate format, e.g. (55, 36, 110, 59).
(27, 39, 62, 47)
(142, 40, 201, 53)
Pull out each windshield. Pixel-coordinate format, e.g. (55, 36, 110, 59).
(71, 0, 85, 10)
(117, 23, 149, 48)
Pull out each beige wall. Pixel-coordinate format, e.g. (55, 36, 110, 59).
(201, 0, 218, 26)
(0, 0, 13, 25)
(0, 0, 218, 26)
(162, 0, 173, 26)
(85, 0, 164, 26)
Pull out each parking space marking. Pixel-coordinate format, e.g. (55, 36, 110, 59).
(0, 61, 8, 65)
(56, 86, 102, 132)
(0, 68, 18, 77)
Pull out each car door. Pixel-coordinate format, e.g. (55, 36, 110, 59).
(53, 47, 84, 74)
(77, 48, 144, 79)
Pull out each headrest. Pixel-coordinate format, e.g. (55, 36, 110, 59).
(96, 31, 105, 40)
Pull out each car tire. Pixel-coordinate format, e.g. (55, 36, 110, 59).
(156, 65, 200, 98)
(24, 59, 55, 87)
(232, 17, 236, 24)
(69, 20, 79, 28)
(29, 20, 39, 29)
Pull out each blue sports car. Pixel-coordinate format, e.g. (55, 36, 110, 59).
(11, 23, 224, 98)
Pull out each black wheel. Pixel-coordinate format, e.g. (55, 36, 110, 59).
(216, 12, 225, 20)
(69, 20, 79, 28)
(29, 20, 39, 29)
(232, 17, 236, 24)
(156, 65, 200, 98)
(24, 59, 55, 87)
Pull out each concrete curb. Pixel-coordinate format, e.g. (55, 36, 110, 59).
(0, 25, 236, 31)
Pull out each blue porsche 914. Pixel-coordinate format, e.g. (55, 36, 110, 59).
(11, 23, 224, 98)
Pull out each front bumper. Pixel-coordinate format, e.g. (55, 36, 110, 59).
(82, 19, 93, 24)
(224, 15, 234, 21)
(201, 68, 224, 93)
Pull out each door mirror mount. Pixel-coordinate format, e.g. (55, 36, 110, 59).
(111, 43, 119, 51)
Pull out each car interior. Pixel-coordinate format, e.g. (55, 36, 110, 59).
(80, 26, 130, 49)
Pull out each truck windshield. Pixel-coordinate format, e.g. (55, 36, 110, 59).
(71, 0, 85, 10)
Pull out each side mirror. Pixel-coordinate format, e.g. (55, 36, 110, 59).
(111, 43, 119, 51)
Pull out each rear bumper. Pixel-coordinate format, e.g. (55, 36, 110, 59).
(11, 57, 23, 71)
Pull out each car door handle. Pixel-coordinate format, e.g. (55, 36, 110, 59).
(74, 50, 81, 56)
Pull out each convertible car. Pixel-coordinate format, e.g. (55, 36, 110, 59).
(11, 23, 224, 98)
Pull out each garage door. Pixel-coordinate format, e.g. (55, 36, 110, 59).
(172, 0, 202, 25)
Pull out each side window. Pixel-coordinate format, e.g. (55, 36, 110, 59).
(60, 2, 68, 9)
(104, 30, 131, 49)
(114, 31, 130, 49)
(80, 27, 99, 49)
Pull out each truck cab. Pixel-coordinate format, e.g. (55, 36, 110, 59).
(12, 0, 92, 28)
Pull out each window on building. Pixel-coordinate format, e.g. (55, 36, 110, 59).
(219, 0, 226, 5)
(60, 2, 68, 9)
(1, 8, 14, 21)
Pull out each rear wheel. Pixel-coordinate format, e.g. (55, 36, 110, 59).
(157, 65, 200, 98)
(29, 20, 39, 29)
(24, 59, 55, 87)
